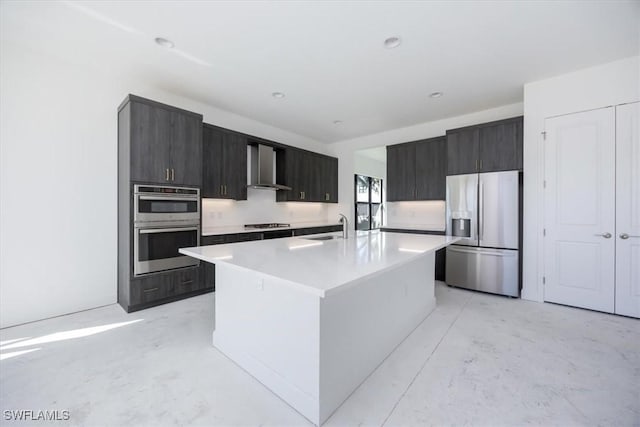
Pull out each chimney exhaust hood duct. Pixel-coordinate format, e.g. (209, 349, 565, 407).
(248, 144, 292, 191)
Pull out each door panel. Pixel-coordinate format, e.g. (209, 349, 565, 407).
(615, 102, 640, 318)
(479, 171, 519, 249)
(543, 107, 615, 313)
(445, 174, 478, 246)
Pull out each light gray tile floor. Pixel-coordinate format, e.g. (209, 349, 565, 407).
(1, 283, 638, 427)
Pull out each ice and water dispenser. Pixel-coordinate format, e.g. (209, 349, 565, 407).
(450, 216, 471, 238)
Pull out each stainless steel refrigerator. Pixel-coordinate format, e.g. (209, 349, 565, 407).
(445, 171, 520, 297)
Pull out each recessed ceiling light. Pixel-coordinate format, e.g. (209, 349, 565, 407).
(272, 92, 285, 99)
(429, 91, 444, 98)
(155, 37, 174, 49)
(383, 36, 401, 49)
(333, 120, 343, 125)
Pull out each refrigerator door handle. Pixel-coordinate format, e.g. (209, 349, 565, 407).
(447, 246, 515, 257)
(479, 179, 484, 242)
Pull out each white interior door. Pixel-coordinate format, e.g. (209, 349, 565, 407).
(543, 107, 616, 313)
(615, 102, 640, 318)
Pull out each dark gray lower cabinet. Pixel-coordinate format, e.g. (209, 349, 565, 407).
(292, 225, 343, 236)
(380, 228, 446, 281)
(125, 266, 208, 312)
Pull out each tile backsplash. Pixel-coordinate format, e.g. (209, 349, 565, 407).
(202, 188, 329, 228)
(385, 200, 446, 230)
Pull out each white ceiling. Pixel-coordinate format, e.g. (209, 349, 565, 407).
(2, 1, 638, 143)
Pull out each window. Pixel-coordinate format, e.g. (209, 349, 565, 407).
(354, 174, 383, 230)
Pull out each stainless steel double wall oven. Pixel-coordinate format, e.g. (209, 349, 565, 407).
(133, 185, 200, 276)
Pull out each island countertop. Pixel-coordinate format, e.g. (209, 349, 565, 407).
(180, 230, 459, 298)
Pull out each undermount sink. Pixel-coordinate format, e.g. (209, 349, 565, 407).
(304, 235, 343, 241)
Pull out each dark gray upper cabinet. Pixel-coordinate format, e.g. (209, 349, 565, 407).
(386, 142, 417, 201)
(202, 124, 247, 200)
(387, 137, 446, 201)
(415, 136, 447, 200)
(170, 111, 203, 187)
(323, 156, 339, 203)
(124, 95, 202, 186)
(446, 127, 479, 176)
(276, 148, 338, 203)
(478, 117, 523, 172)
(447, 116, 523, 175)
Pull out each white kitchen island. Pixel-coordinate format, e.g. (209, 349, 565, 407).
(180, 230, 458, 426)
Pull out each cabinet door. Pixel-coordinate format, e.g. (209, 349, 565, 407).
(174, 266, 202, 294)
(615, 102, 640, 318)
(447, 128, 479, 175)
(202, 126, 224, 198)
(286, 149, 309, 201)
(415, 136, 447, 200)
(326, 156, 338, 202)
(170, 111, 202, 186)
(130, 101, 172, 184)
(221, 132, 248, 200)
(203, 262, 215, 291)
(308, 153, 325, 202)
(386, 143, 416, 201)
(479, 117, 523, 172)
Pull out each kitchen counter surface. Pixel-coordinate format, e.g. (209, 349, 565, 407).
(201, 221, 342, 236)
(180, 230, 459, 297)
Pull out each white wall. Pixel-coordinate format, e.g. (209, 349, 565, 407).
(326, 103, 524, 229)
(522, 56, 640, 302)
(0, 43, 327, 328)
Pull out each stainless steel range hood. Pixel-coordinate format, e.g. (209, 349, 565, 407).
(248, 144, 292, 191)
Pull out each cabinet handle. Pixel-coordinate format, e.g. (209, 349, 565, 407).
(220, 185, 223, 196)
(179, 280, 194, 286)
(325, 193, 330, 201)
(476, 159, 479, 171)
(165, 168, 170, 181)
(171, 168, 175, 181)
(301, 191, 305, 200)
(224, 185, 227, 195)
(143, 287, 159, 293)
(480, 160, 483, 170)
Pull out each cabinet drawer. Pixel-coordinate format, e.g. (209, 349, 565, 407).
(225, 232, 263, 243)
(201, 235, 226, 246)
(174, 267, 201, 294)
(130, 273, 175, 306)
(130, 267, 201, 305)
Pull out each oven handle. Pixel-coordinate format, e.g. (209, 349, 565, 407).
(137, 195, 199, 202)
(139, 227, 199, 234)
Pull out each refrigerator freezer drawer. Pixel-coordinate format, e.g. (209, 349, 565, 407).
(445, 246, 519, 297)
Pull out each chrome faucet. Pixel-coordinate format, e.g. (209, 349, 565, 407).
(338, 213, 349, 239)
